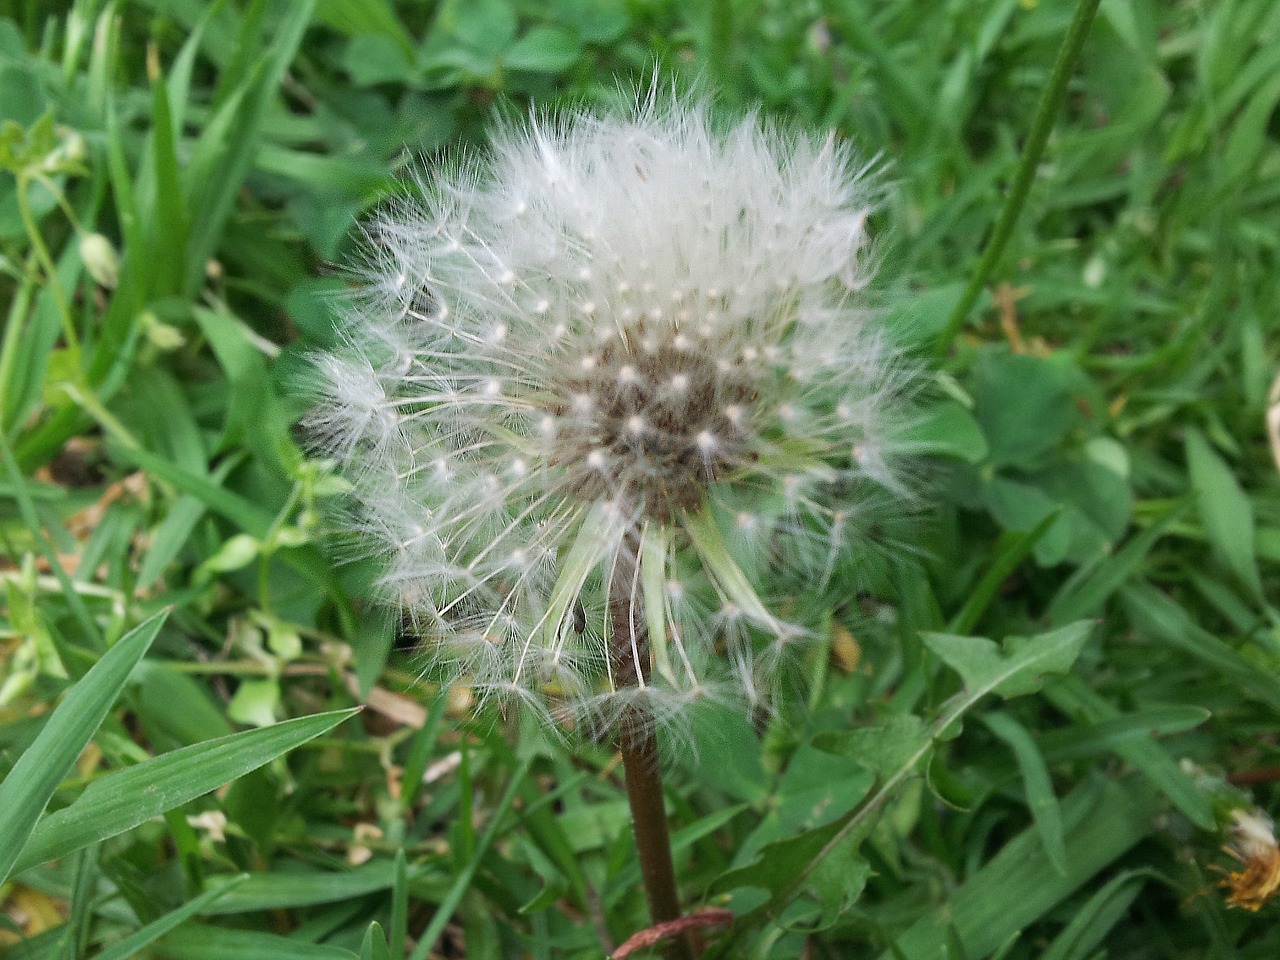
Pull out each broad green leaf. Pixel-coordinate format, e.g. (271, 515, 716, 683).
(923, 621, 1092, 701)
(550, 0, 629, 44)
(197, 533, 261, 577)
(284, 277, 346, 346)
(808, 841, 873, 932)
(712, 622, 1094, 935)
(1038, 456, 1134, 560)
(12, 708, 358, 874)
(0, 62, 46, 127)
(1185, 428, 1262, 600)
(885, 281, 968, 342)
(504, 27, 582, 73)
(225, 678, 280, 727)
(0, 610, 167, 884)
(710, 810, 855, 903)
(902, 400, 988, 463)
(980, 475, 1072, 565)
(972, 350, 1082, 470)
(439, 0, 518, 55)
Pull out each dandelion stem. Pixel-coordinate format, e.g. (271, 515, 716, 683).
(934, 0, 1102, 358)
(610, 540, 696, 960)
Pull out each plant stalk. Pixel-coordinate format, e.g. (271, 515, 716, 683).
(934, 0, 1103, 357)
(609, 541, 695, 960)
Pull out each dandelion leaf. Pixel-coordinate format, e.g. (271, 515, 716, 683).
(812, 713, 930, 778)
(923, 622, 1092, 700)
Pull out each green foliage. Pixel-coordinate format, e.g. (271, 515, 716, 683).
(0, 611, 165, 884)
(1, 0, 1279, 958)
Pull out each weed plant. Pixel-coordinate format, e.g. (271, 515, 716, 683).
(1, 1, 1279, 958)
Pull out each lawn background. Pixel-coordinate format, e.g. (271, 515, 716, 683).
(1, 0, 1279, 957)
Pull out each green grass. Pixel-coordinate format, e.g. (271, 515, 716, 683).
(2, 0, 1279, 957)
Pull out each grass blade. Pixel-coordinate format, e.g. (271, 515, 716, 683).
(1123, 581, 1280, 712)
(875, 775, 1158, 959)
(1185, 428, 1263, 601)
(158, 924, 358, 960)
(984, 711, 1067, 875)
(0, 609, 167, 884)
(93, 875, 249, 960)
(936, 0, 1104, 354)
(12, 708, 359, 875)
(408, 759, 529, 960)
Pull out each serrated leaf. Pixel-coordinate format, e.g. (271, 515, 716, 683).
(711, 812, 853, 901)
(812, 714, 930, 778)
(923, 622, 1092, 700)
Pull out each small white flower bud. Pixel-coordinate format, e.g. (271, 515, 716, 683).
(79, 232, 119, 288)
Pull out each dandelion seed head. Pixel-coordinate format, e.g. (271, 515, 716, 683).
(309, 84, 913, 741)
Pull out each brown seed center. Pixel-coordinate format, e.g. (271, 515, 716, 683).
(547, 330, 756, 520)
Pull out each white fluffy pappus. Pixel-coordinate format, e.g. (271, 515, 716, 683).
(310, 86, 915, 741)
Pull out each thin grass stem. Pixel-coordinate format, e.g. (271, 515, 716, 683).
(934, 0, 1103, 357)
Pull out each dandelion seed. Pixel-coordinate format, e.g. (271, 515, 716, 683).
(310, 85, 912, 740)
